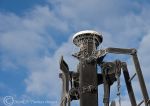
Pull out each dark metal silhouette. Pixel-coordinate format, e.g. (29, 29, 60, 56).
(59, 30, 150, 106)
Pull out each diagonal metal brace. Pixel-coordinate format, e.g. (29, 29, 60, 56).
(121, 62, 137, 106)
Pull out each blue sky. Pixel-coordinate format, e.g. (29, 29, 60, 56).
(0, 0, 150, 106)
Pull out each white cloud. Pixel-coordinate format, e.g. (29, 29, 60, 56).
(0, 4, 70, 103)
(138, 32, 150, 95)
(49, 0, 150, 48)
(23, 5, 69, 32)
(0, 5, 70, 70)
(1, 1, 150, 106)
(24, 38, 79, 106)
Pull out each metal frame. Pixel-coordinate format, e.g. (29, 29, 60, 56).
(97, 47, 149, 106)
(59, 31, 149, 106)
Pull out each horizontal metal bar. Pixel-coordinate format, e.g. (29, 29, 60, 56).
(105, 47, 136, 55)
(96, 48, 136, 59)
(128, 73, 136, 82)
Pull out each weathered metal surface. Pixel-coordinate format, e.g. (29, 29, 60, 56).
(79, 60, 98, 106)
(59, 30, 149, 106)
(103, 47, 149, 106)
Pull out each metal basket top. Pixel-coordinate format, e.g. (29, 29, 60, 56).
(72, 30, 103, 47)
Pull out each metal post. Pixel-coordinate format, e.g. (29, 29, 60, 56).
(72, 30, 103, 106)
(78, 42, 98, 106)
(79, 56, 98, 106)
(102, 70, 110, 106)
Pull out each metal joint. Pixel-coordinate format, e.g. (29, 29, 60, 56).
(131, 48, 137, 55)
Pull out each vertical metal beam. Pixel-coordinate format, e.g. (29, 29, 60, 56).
(59, 73, 68, 106)
(122, 62, 137, 106)
(72, 31, 103, 106)
(79, 42, 98, 106)
(79, 60, 98, 106)
(59, 56, 70, 106)
(102, 70, 110, 106)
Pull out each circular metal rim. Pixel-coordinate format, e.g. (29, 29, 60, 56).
(72, 30, 103, 46)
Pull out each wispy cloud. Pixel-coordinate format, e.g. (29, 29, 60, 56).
(0, 0, 150, 106)
(0, 4, 69, 104)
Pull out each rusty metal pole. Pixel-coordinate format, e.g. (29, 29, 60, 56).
(72, 30, 103, 106)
